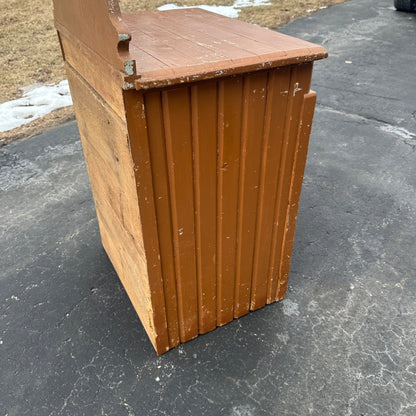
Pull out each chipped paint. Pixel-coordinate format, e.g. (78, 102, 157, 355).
(293, 82, 302, 96)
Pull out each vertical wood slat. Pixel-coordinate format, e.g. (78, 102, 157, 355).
(191, 82, 218, 334)
(267, 63, 313, 303)
(234, 72, 269, 318)
(122, 90, 171, 354)
(144, 91, 180, 348)
(162, 87, 199, 342)
(277, 90, 316, 300)
(217, 76, 244, 326)
(250, 67, 292, 310)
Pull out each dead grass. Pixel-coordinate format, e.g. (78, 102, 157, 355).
(0, 0, 345, 139)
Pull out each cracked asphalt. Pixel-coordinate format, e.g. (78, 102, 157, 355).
(1, 0, 416, 414)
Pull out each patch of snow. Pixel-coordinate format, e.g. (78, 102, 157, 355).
(158, 0, 271, 19)
(0, 80, 72, 132)
(307, 8, 316, 12)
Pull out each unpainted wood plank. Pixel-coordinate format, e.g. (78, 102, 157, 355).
(66, 64, 142, 238)
(234, 72, 268, 318)
(161, 87, 199, 343)
(67, 67, 170, 353)
(190, 81, 218, 334)
(250, 67, 291, 310)
(53, 0, 132, 72)
(95, 198, 167, 354)
(216, 76, 244, 326)
(60, 32, 126, 119)
(123, 90, 173, 352)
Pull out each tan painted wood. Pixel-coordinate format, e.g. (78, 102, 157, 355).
(66, 66, 170, 354)
(59, 32, 127, 119)
(53, 0, 134, 74)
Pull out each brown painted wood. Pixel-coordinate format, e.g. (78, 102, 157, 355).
(161, 87, 199, 343)
(267, 63, 313, 303)
(55, 0, 327, 354)
(277, 90, 317, 301)
(143, 91, 180, 349)
(233, 72, 268, 318)
(123, 9, 327, 89)
(250, 67, 291, 310)
(216, 76, 244, 326)
(191, 82, 218, 334)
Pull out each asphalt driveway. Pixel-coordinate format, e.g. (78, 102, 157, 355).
(1, 0, 415, 414)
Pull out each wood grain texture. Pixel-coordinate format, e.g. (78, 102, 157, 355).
(66, 66, 170, 354)
(53, 0, 134, 73)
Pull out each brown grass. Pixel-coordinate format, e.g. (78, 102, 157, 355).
(0, 0, 344, 140)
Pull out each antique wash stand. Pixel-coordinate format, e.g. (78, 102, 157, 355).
(53, 0, 327, 354)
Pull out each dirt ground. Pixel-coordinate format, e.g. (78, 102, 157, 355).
(0, 0, 345, 144)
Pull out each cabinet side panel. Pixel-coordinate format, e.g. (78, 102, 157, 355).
(66, 67, 169, 354)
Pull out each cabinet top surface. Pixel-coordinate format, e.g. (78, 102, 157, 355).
(123, 9, 327, 89)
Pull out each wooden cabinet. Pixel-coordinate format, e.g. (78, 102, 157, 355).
(53, 0, 327, 354)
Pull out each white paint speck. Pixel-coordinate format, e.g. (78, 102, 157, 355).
(350, 283, 355, 290)
(155, 376, 160, 382)
(178, 227, 184, 236)
(345, 60, 352, 64)
(293, 82, 302, 96)
(281, 298, 300, 316)
(10, 295, 19, 301)
(0, 81, 72, 132)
